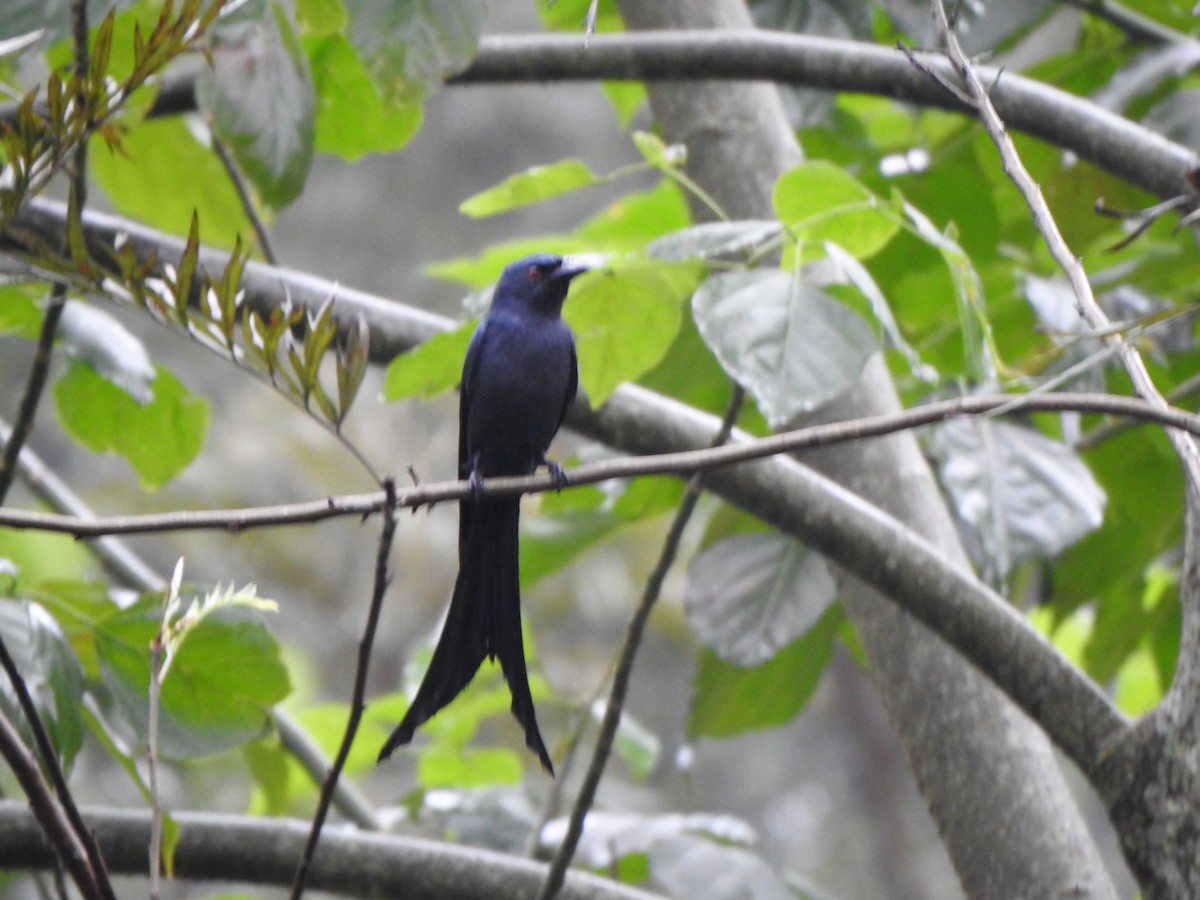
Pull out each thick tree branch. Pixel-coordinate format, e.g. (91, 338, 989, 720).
(0, 801, 663, 900)
(451, 32, 1194, 202)
(128, 31, 1197, 203)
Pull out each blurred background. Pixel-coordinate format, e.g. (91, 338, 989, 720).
(0, 0, 1150, 897)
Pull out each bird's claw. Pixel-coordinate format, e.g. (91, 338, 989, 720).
(547, 461, 569, 490)
(467, 470, 485, 492)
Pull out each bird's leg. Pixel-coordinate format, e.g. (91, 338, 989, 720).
(466, 454, 485, 493)
(541, 455, 569, 490)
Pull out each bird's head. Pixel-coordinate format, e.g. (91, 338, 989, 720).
(492, 253, 592, 315)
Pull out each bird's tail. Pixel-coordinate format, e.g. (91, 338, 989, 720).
(377, 497, 553, 773)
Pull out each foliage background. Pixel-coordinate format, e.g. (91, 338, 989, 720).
(3, 0, 1200, 897)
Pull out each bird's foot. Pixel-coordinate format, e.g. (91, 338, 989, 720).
(547, 460, 569, 490)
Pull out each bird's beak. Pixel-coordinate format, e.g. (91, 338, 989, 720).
(556, 253, 607, 281)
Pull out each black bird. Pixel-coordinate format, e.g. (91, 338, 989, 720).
(378, 253, 588, 774)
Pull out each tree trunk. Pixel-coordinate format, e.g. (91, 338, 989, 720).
(614, 1, 1120, 896)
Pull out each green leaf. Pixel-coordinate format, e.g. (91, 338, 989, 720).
(1114, 642, 1164, 716)
(520, 510, 622, 586)
(90, 116, 248, 247)
(460, 159, 600, 218)
(296, 701, 387, 774)
(0, 599, 86, 767)
(344, 0, 488, 103)
(539, 0, 625, 32)
(902, 201, 996, 383)
(0, 283, 44, 338)
(297, 0, 348, 35)
(688, 603, 843, 739)
(567, 260, 703, 406)
(95, 594, 290, 758)
(606, 706, 660, 780)
(615, 852, 650, 885)
(685, 534, 836, 667)
(382, 320, 474, 401)
(602, 82, 646, 128)
(632, 130, 675, 168)
(648, 220, 782, 261)
(305, 32, 422, 158)
(772, 161, 900, 259)
(691, 269, 877, 427)
(429, 181, 691, 289)
(243, 737, 292, 815)
(416, 744, 523, 789)
(53, 361, 209, 491)
(196, 3, 315, 208)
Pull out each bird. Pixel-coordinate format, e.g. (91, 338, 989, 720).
(378, 252, 589, 775)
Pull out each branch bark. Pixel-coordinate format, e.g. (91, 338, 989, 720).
(0, 801, 663, 900)
(452, 31, 1195, 203)
(612, 1, 1120, 898)
(127, 30, 1196, 203)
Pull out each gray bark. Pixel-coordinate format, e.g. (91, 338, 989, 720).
(614, 0, 1119, 897)
(0, 801, 662, 899)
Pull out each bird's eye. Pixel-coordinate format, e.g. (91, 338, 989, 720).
(527, 265, 542, 281)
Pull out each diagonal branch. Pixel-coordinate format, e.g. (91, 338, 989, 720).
(538, 384, 745, 900)
(928, 2, 1200, 494)
(0, 390, 1194, 538)
(289, 481, 397, 900)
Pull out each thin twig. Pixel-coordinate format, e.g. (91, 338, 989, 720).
(536, 384, 745, 900)
(0, 706, 98, 899)
(0, 0, 116, 894)
(0, 635, 112, 900)
(0, 286, 68, 506)
(210, 134, 278, 264)
(147, 622, 165, 900)
(928, 1, 1200, 495)
(1080, 370, 1200, 450)
(1, 390, 1199, 539)
(288, 479, 398, 900)
(1, 416, 164, 590)
(3, 419, 382, 832)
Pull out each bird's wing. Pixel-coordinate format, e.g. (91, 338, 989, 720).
(459, 320, 488, 479)
(558, 338, 578, 432)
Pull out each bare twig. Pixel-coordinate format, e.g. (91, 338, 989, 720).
(0, 1, 116, 894)
(536, 384, 745, 900)
(0, 706, 99, 899)
(3, 421, 382, 834)
(288, 479, 398, 900)
(0, 285, 67, 506)
(928, 1, 1200, 496)
(0, 390, 1197, 539)
(210, 134, 278, 264)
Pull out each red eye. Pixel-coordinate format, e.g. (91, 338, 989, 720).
(527, 265, 542, 280)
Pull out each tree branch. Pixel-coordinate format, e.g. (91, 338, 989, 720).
(124, 31, 1197, 203)
(929, 1, 1200, 494)
(0, 801, 664, 900)
(450, 32, 1195, 202)
(1057, 0, 1193, 46)
(538, 384, 745, 900)
(0, 390, 1193, 536)
(289, 481, 397, 900)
